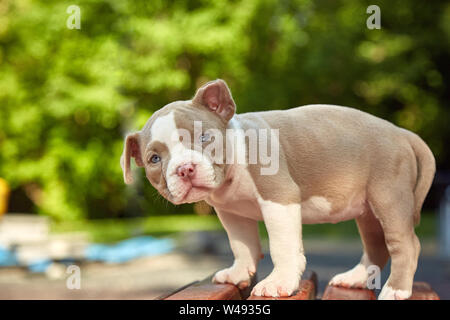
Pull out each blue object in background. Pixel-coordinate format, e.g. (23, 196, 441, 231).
(28, 259, 52, 273)
(0, 246, 18, 267)
(85, 236, 174, 264)
(0, 236, 174, 271)
(0, 246, 52, 272)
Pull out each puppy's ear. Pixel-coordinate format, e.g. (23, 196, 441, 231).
(192, 79, 236, 122)
(120, 132, 144, 184)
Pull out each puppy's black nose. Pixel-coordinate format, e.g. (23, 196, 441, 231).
(176, 163, 195, 178)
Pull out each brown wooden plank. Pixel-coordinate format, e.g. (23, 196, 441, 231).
(322, 285, 376, 300)
(247, 270, 317, 300)
(408, 282, 440, 300)
(163, 272, 257, 300)
(322, 281, 440, 300)
(164, 282, 241, 300)
(155, 280, 200, 300)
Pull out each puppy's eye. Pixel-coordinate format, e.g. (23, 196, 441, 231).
(199, 133, 210, 143)
(150, 154, 161, 164)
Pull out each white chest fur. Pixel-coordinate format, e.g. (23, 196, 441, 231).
(206, 164, 263, 220)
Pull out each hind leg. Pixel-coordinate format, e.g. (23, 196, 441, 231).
(369, 187, 421, 300)
(329, 207, 389, 288)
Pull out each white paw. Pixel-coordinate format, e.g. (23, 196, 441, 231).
(329, 263, 368, 289)
(378, 285, 411, 300)
(212, 264, 255, 289)
(251, 271, 300, 297)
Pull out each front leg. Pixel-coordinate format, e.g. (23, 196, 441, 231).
(212, 209, 262, 289)
(251, 200, 306, 297)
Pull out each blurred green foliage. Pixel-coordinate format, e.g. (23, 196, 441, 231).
(50, 211, 437, 243)
(0, 0, 449, 221)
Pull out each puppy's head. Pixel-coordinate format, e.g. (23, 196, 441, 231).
(120, 79, 235, 204)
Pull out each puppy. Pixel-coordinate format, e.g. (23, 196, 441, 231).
(121, 79, 435, 300)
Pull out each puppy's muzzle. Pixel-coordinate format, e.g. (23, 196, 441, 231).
(176, 162, 196, 179)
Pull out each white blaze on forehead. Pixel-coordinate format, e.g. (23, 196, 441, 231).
(150, 111, 179, 150)
(150, 110, 218, 203)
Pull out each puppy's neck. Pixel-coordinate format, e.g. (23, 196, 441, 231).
(224, 115, 247, 177)
(206, 116, 247, 203)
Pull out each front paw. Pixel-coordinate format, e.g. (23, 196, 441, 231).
(329, 264, 369, 289)
(251, 271, 300, 297)
(378, 285, 411, 300)
(212, 264, 255, 290)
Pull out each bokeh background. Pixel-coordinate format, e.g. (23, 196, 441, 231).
(0, 0, 449, 299)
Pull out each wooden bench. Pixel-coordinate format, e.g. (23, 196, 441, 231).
(158, 270, 440, 300)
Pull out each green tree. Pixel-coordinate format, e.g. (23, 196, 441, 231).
(0, 0, 448, 220)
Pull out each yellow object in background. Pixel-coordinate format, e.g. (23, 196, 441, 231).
(0, 178, 10, 217)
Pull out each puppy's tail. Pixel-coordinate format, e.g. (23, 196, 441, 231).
(405, 130, 436, 226)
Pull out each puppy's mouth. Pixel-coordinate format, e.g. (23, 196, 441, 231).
(166, 162, 222, 204)
(178, 184, 211, 203)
